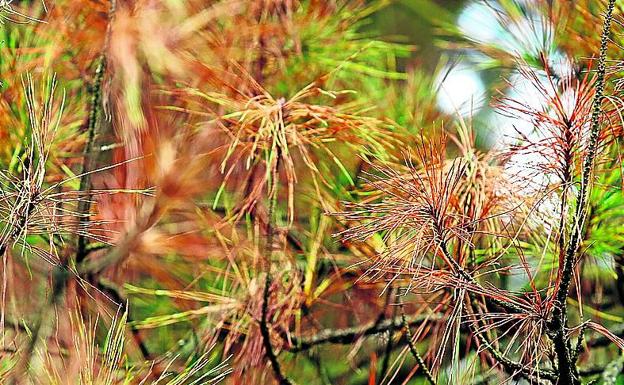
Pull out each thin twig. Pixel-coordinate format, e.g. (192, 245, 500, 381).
(97, 278, 151, 360)
(76, 55, 107, 263)
(379, 288, 397, 381)
(399, 300, 437, 385)
(259, 153, 294, 385)
(76, 0, 116, 264)
(287, 313, 440, 353)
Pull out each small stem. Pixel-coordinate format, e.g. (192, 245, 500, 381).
(76, 0, 116, 264)
(379, 288, 397, 380)
(399, 300, 437, 385)
(287, 313, 439, 352)
(259, 154, 293, 385)
(97, 278, 151, 361)
(76, 55, 106, 264)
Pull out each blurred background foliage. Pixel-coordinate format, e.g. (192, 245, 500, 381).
(1, 0, 623, 385)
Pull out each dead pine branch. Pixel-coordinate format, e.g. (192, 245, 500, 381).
(549, 1, 616, 384)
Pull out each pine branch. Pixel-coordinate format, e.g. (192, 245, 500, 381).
(259, 153, 294, 385)
(399, 301, 437, 385)
(75, 55, 107, 264)
(379, 288, 397, 381)
(287, 313, 439, 352)
(76, 0, 116, 264)
(550, 2, 616, 384)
